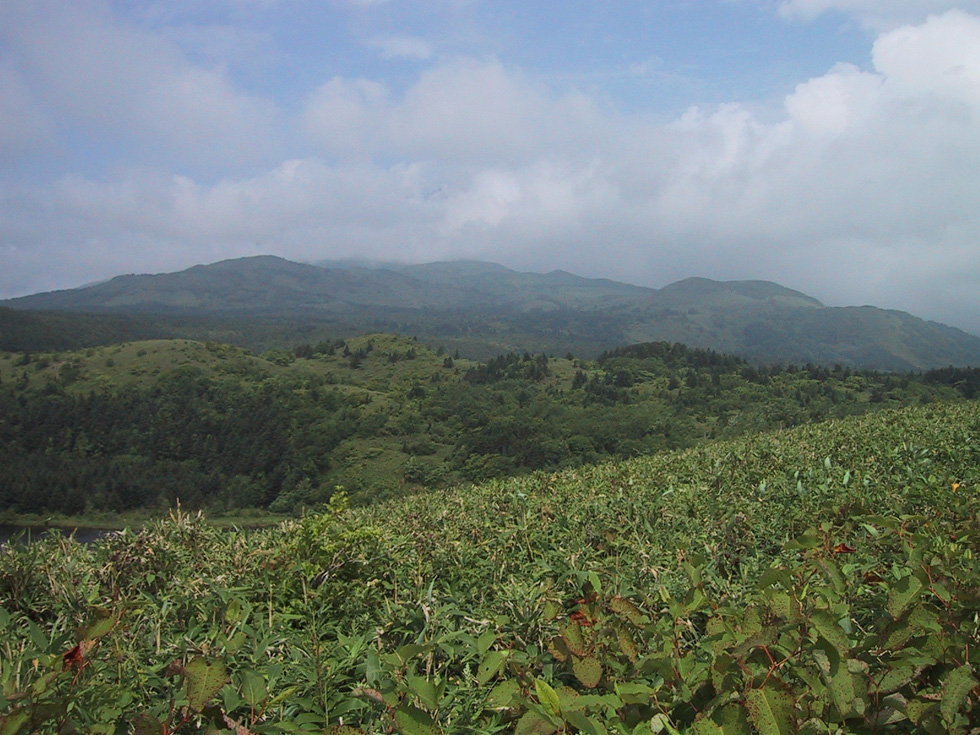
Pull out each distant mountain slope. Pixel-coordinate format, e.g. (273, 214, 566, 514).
(0, 306, 184, 352)
(653, 277, 823, 310)
(398, 260, 653, 311)
(5, 256, 478, 313)
(4, 256, 980, 370)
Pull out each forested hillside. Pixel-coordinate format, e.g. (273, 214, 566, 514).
(1, 335, 978, 517)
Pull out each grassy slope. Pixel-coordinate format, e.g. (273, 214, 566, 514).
(2, 400, 979, 732)
(355, 400, 980, 601)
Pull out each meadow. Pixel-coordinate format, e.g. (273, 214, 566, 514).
(2, 400, 978, 734)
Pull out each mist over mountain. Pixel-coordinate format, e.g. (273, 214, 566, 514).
(4, 255, 980, 371)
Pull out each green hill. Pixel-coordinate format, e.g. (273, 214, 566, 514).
(2, 335, 977, 517)
(5, 256, 980, 369)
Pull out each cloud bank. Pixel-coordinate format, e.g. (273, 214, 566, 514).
(2, 1, 980, 336)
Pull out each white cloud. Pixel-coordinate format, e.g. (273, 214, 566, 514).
(303, 57, 604, 165)
(0, 0, 281, 169)
(873, 9, 980, 106)
(302, 77, 389, 158)
(784, 63, 884, 135)
(4, 8, 980, 336)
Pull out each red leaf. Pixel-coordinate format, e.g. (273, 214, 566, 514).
(569, 610, 593, 626)
(63, 645, 83, 671)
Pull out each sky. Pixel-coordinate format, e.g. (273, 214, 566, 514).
(2, 1, 980, 335)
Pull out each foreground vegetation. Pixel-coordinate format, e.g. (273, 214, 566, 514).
(2, 401, 978, 733)
(2, 336, 978, 515)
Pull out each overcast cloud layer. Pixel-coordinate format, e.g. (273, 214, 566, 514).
(2, 0, 980, 335)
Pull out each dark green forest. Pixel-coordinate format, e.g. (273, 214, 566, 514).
(2, 335, 978, 518)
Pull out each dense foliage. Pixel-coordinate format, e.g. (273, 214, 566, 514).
(1, 402, 979, 733)
(1, 337, 977, 516)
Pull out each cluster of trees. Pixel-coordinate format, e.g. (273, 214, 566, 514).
(1, 337, 977, 517)
(0, 365, 371, 514)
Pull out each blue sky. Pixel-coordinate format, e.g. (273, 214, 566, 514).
(3, 0, 980, 335)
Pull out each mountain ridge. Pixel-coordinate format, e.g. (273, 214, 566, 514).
(4, 255, 980, 370)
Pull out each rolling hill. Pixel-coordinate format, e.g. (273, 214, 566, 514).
(5, 255, 980, 370)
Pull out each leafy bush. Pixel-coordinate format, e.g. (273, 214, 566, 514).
(2, 402, 980, 733)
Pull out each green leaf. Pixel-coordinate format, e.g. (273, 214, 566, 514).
(615, 682, 657, 705)
(239, 669, 267, 707)
(617, 625, 639, 662)
(183, 657, 229, 712)
(941, 664, 977, 725)
(810, 610, 849, 654)
(587, 572, 602, 595)
(535, 678, 562, 718)
(476, 650, 509, 685)
(816, 558, 845, 597)
(515, 710, 559, 735)
(131, 714, 164, 735)
(766, 592, 800, 622)
(77, 609, 115, 641)
(564, 710, 603, 735)
(786, 529, 821, 550)
(549, 635, 571, 663)
(711, 652, 739, 694)
(224, 631, 248, 653)
(556, 684, 585, 713)
(745, 685, 796, 735)
(485, 680, 520, 709)
(869, 695, 910, 728)
(542, 600, 561, 621)
(828, 661, 861, 717)
(477, 630, 496, 655)
(268, 685, 299, 706)
(713, 704, 753, 735)
(572, 656, 602, 688)
(609, 596, 644, 625)
(887, 574, 924, 619)
(649, 713, 683, 735)
(396, 643, 428, 663)
(931, 580, 951, 603)
(692, 719, 723, 735)
(560, 620, 587, 656)
(407, 674, 439, 709)
(905, 698, 937, 725)
(394, 705, 440, 735)
(326, 727, 368, 735)
(874, 663, 921, 694)
(0, 710, 31, 735)
(693, 709, 752, 735)
(224, 598, 243, 625)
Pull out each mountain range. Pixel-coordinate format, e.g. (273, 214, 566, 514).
(4, 255, 980, 370)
